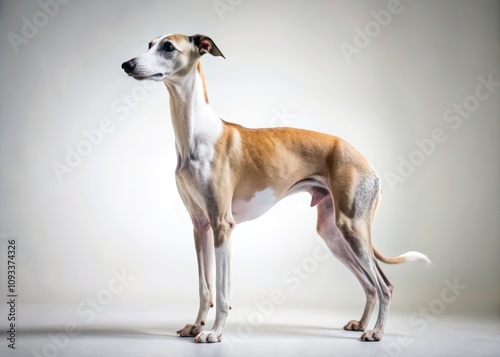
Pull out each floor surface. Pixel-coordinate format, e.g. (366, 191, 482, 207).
(2, 304, 499, 357)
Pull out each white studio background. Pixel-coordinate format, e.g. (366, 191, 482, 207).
(0, 0, 499, 330)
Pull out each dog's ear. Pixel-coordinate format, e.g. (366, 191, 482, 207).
(191, 34, 225, 58)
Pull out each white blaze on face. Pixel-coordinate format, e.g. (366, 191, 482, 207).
(232, 188, 278, 223)
(132, 35, 183, 80)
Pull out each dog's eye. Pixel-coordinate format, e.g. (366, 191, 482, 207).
(148, 42, 153, 49)
(163, 42, 175, 52)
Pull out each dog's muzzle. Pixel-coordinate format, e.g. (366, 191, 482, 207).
(121, 60, 136, 74)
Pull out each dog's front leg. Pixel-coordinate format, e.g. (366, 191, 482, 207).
(176, 218, 214, 337)
(194, 219, 233, 343)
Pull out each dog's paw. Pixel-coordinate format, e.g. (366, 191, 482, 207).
(360, 329, 382, 341)
(194, 330, 221, 343)
(343, 320, 365, 331)
(176, 323, 203, 337)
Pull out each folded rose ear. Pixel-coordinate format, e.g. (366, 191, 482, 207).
(192, 34, 225, 58)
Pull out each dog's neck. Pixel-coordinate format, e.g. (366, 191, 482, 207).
(164, 61, 222, 167)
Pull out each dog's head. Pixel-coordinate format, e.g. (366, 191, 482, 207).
(121, 34, 224, 82)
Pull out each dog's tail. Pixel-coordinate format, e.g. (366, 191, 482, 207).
(373, 247, 431, 265)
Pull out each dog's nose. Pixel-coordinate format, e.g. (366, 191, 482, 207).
(121, 60, 136, 74)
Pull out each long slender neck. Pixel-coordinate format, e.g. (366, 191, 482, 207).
(164, 61, 222, 164)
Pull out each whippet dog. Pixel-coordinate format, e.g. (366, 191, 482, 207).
(121, 33, 430, 343)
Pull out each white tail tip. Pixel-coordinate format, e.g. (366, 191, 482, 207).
(399, 251, 432, 265)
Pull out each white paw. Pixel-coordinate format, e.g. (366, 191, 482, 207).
(360, 329, 382, 341)
(176, 323, 203, 337)
(194, 330, 221, 343)
(343, 320, 365, 331)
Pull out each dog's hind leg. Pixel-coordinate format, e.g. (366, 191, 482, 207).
(331, 173, 393, 341)
(316, 195, 377, 332)
(335, 213, 392, 341)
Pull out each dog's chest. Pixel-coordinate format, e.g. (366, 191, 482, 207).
(231, 187, 278, 223)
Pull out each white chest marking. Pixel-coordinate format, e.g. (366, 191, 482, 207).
(232, 188, 278, 223)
